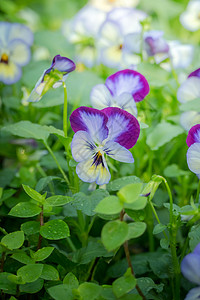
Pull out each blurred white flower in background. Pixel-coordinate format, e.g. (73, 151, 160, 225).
(89, 0, 139, 11)
(180, 0, 200, 32)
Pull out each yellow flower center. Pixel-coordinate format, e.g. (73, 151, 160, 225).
(1, 53, 9, 64)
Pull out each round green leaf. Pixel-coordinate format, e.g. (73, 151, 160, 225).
(78, 282, 102, 300)
(112, 268, 136, 298)
(19, 278, 44, 294)
(63, 272, 79, 289)
(21, 221, 40, 235)
(45, 195, 73, 207)
(117, 183, 143, 204)
(1, 231, 24, 250)
(95, 196, 123, 215)
(124, 196, 147, 210)
(17, 264, 43, 283)
(40, 219, 70, 240)
(101, 220, 129, 252)
(40, 264, 59, 280)
(33, 247, 54, 261)
(9, 202, 41, 218)
(127, 222, 146, 240)
(48, 284, 73, 300)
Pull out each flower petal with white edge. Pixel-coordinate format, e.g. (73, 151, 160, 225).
(115, 93, 137, 116)
(180, 111, 200, 131)
(8, 40, 31, 66)
(0, 61, 21, 85)
(177, 77, 200, 103)
(187, 143, 200, 177)
(181, 253, 200, 285)
(71, 130, 96, 162)
(188, 68, 200, 79)
(70, 106, 109, 144)
(76, 155, 111, 185)
(186, 124, 200, 147)
(102, 107, 140, 149)
(106, 69, 149, 102)
(8, 22, 33, 46)
(185, 287, 200, 300)
(51, 55, 76, 73)
(169, 41, 194, 69)
(103, 140, 134, 163)
(90, 84, 113, 109)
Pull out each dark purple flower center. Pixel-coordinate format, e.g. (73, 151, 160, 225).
(92, 151, 104, 167)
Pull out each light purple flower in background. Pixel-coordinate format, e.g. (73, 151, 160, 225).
(90, 69, 149, 116)
(97, 7, 147, 68)
(180, 0, 200, 32)
(181, 243, 200, 299)
(0, 22, 33, 84)
(168, 41, 194, 70)
(186, 124, 200, 178)
(70, 106, 140, 185)
(28, 55, 76, 102)
(62, 5, 106, 67)
(89, 0, 139, 12)
(177, 68, 200, 131)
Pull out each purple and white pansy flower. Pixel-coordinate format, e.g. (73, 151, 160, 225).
(90, 69, 149, 116)
(186, 124, 200, 178)
(177, 68, 200, 131)
(70, 106, 140, 185)
(28, 55, 76, 102)
(181, 242, 200, 300)
(0, 22, 33, 84)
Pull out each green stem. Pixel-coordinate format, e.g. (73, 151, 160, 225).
(146, 202, 155, 252)
(43, 141, 70, 185)
(63, 82, 68, 138)
(66, 237, 76, 252)
(196, 179, 200, 203)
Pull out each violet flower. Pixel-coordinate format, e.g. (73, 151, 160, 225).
(28, 55, 76, 102)
(70, 106, 140, 185)
(0, 22, 33, 84)
(90, 69, 149, 116)
(186, 124, 200, 178)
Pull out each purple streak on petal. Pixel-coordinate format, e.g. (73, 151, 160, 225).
(185, 287, 200, 300)
(186, 124, 200, 147)
(181, 253, 200, 285)
(188, 68, 200, 79)
(144, 31, 169, 56)
(70, 106, 109, 143)
(102, 107, 140, 149)
(105, 69, 149, 103)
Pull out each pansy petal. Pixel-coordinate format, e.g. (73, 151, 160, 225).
(177, 77, 200, 103)
(105, 69, 149, 102)
(0, 61, 21, 84)
(8, 40, 31, 66)
(103, 140, 134, 163)
(188, 68, 200, 79)
(71, 130, 96, 162)
(186, 124, 200, 147)
(8, 23, 33, 46)
(193, 243, 200, 255)
(52, 55, 76, 73)
(76, 156, 111, 185)
(187, 143, 200, 177)
(180, 111, 200, 131)
(181, 253, 200, 285)
(70, 106, 108, 144)
(185, 287, 200, 300)
(102, 107, 140, 149)
(115, 93, 137, 116)
(98, 20, 123, 47)
(90, 84, 113, 109)
(99, 46, 122, 68)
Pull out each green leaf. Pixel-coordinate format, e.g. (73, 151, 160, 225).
(146, 122, 184, 150)
(78, 282, 102, 300)
(40, 264, 59, 280)
(11, 252, 34, 264)
(101, 220, 129, 252)
(21, 221, 40, 235)
(127, 222, 146, 240)
(112, 268, 136, 298)
(0, 272, 17, 294)
(95, 196, 123, 215)
(19, 278, 44, 294)
(40, 219, 70, 240)
(7, 274, 25, 285)
(71, 189, 109, 216)
(136, 277, 164, 296)
(107, 176, 141, 192)
(164, 164, 190, 178)
(48, 284, 73, 300)
(179, 98, 200, 112)
(153, 224, 167, 235)
(63, 272, 79, 289)
(35, 176, 61, 193)
(117, 183, 143, 204)
(33, 247, 54, 261)
(137, 62, 169, 87)
(160, 238, 169, 249)
(45, 195, 73, 207)
(189, 224, 200, 251)
(1, 231, 24, 250)
(9, 202, 42, 218)
(22, 185, 45, 203)
(17, 264, 43, 283)
(2, 121, 50, 142)
(124, 196, 147, 210)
